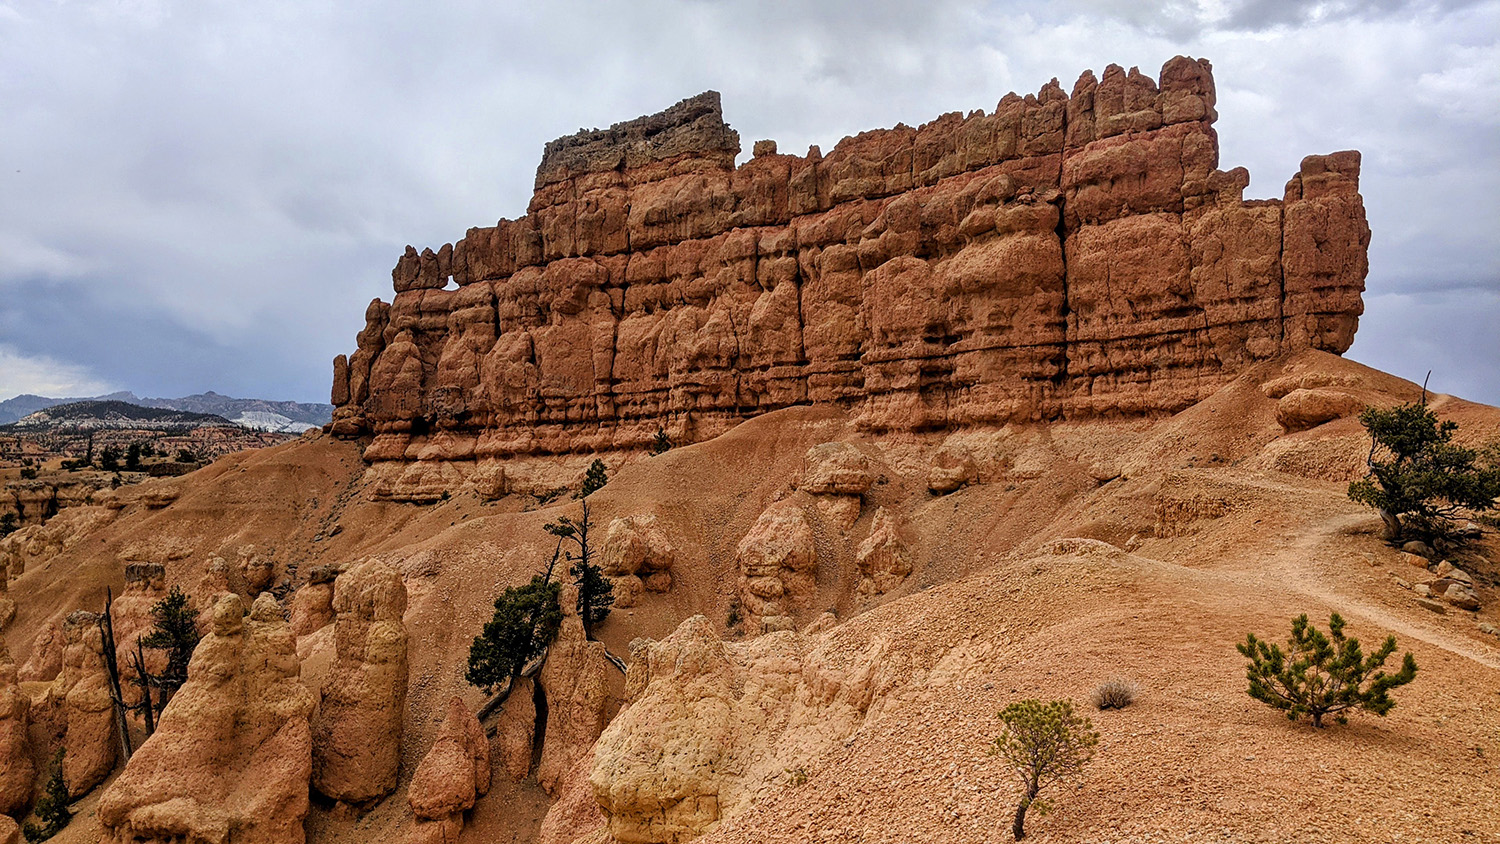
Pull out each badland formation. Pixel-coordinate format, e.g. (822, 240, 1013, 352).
(0, 57, 1497, 844)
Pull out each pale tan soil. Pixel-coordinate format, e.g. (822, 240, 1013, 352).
(19, 349, 1500, 844)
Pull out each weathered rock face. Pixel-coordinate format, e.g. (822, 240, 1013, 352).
(331, 58, 1369, 496)
(312, 560, 409, 806)
(99, 594, 317, 844)
(736, 500, 818, 621)
(535, 607, 610, 797)
(601, 514, 676, 606)
(289, 563, 342, 636)
(0, 639, 34, 817)
(51, 610, 116, 798)
(407, 696, 490, 843)
(856, 508, 912, 597)
(590, 615, 887, 844)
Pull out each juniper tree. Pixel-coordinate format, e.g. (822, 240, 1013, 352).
(1238, 612, 1417, 729)
(1348, 401, 1500, 544)
(992, 699, 1099, 841)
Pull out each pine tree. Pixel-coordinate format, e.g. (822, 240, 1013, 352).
(991, 699, 1099, 840)
(139, 586, 201, 711)
(578, 458, 609, 498)
(467, 574, 563, 694)
(1238, 613, 1417, 728)
(545, 500, 613, 638)
(22, 750, 72, 841)
(1348, 401, 1500, 543)
(650, 427, 672, 456)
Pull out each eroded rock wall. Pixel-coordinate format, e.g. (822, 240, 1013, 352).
(332, 58, 1369, 494)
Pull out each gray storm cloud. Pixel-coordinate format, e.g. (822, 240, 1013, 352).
(0, 0, 1496, 404)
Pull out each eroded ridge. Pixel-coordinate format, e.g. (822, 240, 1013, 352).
(330, 58, 1369, 495)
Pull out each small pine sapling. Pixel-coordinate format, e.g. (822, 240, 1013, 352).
(546, 500, 614, 638)
(1238, 612, 1417, 728)
(992, 699, 1099, 840)
(578, 458, 609, 498)
(650, 427, 673, 456)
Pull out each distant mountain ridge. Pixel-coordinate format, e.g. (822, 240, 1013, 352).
(0, 391, 332, 427)
(6, 400, 234, 430)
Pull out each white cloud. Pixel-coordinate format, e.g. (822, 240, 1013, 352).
(0, 345, 115, 398)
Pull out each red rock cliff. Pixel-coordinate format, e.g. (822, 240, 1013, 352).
(330, 58, 1369, 485)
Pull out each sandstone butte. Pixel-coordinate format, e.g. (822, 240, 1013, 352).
(329, 56, 1369, 502)
(4, 56, 1500, 844)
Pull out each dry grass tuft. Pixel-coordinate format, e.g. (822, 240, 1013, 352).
(1092, 677, 1139, 710)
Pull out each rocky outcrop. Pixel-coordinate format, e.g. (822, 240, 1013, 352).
(289, 563, 342, 636)
(856, 508, 912, 597)
(601, 514, 676, 606)
(49, 610, 116, 798)
(590, 615, 886, 843)
(735, 500, 817, 621)
(331, 58, 1369, 499)
(0, 639, 33, 817)
(407, 697, 490, 844)
(928, 441, 979, 493)
(99, 593, 317, 844)
(112, 562, 169, 708)
(312, 560, 409, 806)
(492, 675, 537, 782)
(535, 598, 610, 796)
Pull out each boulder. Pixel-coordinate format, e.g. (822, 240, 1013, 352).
(798, 443, 873, 495)
(600, 515, 676, 579)
(928, 442, 978, 493)
(408, 697, 490, 828)
(312, 560, 409, 806)
(98, 594, 317, 844)
(1274, 389, 1364, 433)
(855, 509, 913, 596)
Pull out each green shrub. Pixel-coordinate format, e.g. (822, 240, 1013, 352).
(1238, 612, 1416, 728)
(22, 750, 71, 841)
(992, 699, 1099, 840)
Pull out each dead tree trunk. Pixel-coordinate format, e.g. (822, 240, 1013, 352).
(98, 588, 134, 759)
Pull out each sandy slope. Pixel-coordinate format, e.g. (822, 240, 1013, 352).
(19, 349, 1500, 844)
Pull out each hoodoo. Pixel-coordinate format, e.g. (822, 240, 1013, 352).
(330, 57, 1369, 501)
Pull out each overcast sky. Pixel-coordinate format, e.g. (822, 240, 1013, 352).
(1, 0, 1496, 406)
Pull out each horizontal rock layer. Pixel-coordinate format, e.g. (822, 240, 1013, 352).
(332, 57, 1368, 468)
